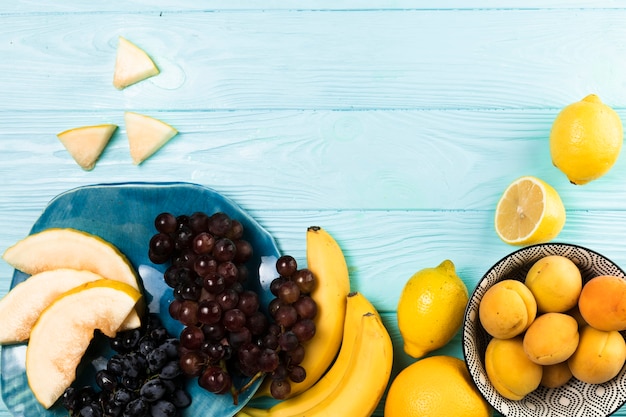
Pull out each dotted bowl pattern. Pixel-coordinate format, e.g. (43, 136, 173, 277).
(462, 243, 626, 417)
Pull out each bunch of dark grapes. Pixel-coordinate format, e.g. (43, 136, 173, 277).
(61, 314, 191, 417)
(148, 211, 318, 402)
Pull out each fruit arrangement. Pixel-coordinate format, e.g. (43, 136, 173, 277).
(479, 254, 626, 400)
(0, 198, 393, 417)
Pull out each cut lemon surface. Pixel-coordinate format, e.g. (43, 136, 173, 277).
(26, 279, 143, 408)
(3, 228, 140, 291)
(495, 176, 565, 245)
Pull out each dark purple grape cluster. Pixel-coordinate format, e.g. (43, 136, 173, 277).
(61, 314, 191, 417)
(148, 212, 318, 401)
(264, 255, 318, 399)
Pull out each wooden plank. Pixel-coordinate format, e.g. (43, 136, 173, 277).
(2, 109, 626, 212)
(3, 0, 625, 13)
(1, 10, 626, 110)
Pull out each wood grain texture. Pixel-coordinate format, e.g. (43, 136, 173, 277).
(2, 10, 626, 111)
(2, 2, 626, 417)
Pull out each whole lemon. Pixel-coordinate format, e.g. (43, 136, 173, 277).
(397, 260, 469, 358)
(550, 94, 623, 185)
(385, 355, 492, 417)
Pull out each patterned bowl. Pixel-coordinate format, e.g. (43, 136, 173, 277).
(462, 243, 626, 417)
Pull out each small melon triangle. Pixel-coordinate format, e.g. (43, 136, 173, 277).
(124, 112, 178, 165)
(56, 124, 118, 170)
(113, 36, 159, 90)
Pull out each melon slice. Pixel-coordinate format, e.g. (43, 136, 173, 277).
(56, 124, 117, 170)
(26, 279, 142, 408)
(0, 269, 102, 344)
(2, 228, 140, 292)
(125, 111, 178, 164)
(113, 36, 159, 89)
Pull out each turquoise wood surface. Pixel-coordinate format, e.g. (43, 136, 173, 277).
(2, 2, 626, 416)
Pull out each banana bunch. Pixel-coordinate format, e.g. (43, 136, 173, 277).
(237, 228, 393, 417)
(256, 226, 352, 399)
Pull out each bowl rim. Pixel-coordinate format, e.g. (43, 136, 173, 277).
(461, 242, 626, 417)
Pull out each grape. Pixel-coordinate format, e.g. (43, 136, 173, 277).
(179, 326, 205, 350)
(225, 219, 244, 240)
(95, 370, 117, 391)
(292, 319, 316, 342)
(208, 212, 232, 237)
(168, 299, 182, 321)
(197, 299, 222, 325)
(202, 323, 226, 342)
(223, 309, 247, 332)
(124, 398, 148, 416)
(213, 238, 237, 262)
(293, 268, 316, 294)
(202, 273, 226, 294)
(228, 327, 252, 350)
(276, 255, 298, 277)
(247, 311, 269, 336)
(159, 361, 182, 379)
(273, 304, 298, 328)
(289, 365, 307, 383)
(199, 366, 232, 394)
(234, 239, 253, 263)
(140, 378, 167, 402)
(277, 281, 301, 304)
(216, 288, 239, 310)
(278, 331, 300, 352)
(155, 212, 177, 234)
(178, 300, 199, 326)
(283, 343, 305, 365)
(270, 379, 291, 400)
(217, 261, 239, 286)
(194, 254, 217, 276)
(192, 232, 215, 255)
(173, 225, 194, 250)
(258, 348, 279, 373)
(293, 296, 317, 320)
(150, 233, 174, 258)
(188, 212, 209, 234)
(151, 400, 177, 417)
(237, 290, 260, 316)
(180, 351, 206, 377)
(269, 277, 286, 296)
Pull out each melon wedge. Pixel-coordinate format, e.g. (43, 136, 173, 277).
(56, 124, 117, 170)
(26, 279, 143, 408)
(0, 269, 103, 344)
(125, 111, 178, 165)
(113, 36, 159, 89)
(2, 228, 140, 292)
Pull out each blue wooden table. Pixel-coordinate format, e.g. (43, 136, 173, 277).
(3, 2, 626, 416)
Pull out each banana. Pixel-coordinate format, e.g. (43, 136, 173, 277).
(241, 311, 393, 417)
(256, 226, 351, 399)
(241, 292, 380, 417)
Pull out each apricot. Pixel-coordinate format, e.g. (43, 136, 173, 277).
(578, 275, 626, 331)
(525, 255, 582, 313)
(485, 336, 543, 400)
(540, 362, 572, 388)
(523, 313, 579, 365)
(479, 279, 537, 339)
(567, 325, 626, 384)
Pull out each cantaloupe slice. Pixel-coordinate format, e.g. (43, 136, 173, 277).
(113, 36, 159, 89)
(2, 228, 140, 292)
(56, 124, 117, 170)
(0, 269, 103, 344)
(125, 111, 178, 164)
(26, 279, 143, 408)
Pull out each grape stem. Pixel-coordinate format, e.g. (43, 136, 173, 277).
(235, 371, 266, 404)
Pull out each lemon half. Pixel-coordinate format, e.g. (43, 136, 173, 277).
(495, 176, 565, 245)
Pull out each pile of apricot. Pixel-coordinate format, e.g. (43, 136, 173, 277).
(478, 255, 626, 400)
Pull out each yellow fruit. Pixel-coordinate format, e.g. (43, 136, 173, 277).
(550, 94, 623, 185)
(485, 336, 543, 400)
(397, 260, 469, 358)
(0, 269, 103, 344)
(113, 36, 159, 90)
(384, 355, 492, 417)
(26, 279, 143, 408)
(479, 279, 537, 339)
(522, 312, 579, 365)
(540, 362, 572, 388)
(494, 176, 565, 245)
(525, 255, 582, 313)
(568, 325, 626, 384)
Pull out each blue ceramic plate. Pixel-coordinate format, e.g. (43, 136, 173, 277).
(0, 182, 281, 417)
